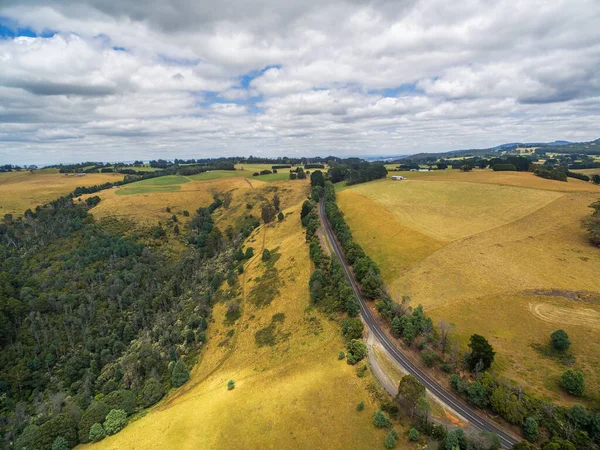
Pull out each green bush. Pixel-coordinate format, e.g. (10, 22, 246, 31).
(561, 369, 585, 396)
(409, 427, 420, 441)
(89, 423, 106, 442)
(385, 429, 398, 448)
(346, 339, 367, 365)
(245, 247, 254, 258)
(342, 318, 364, 341)
(141, 378, 165, 407)
(551, 330, 571, 351)
(373, 410, 391, 428)
(52, 436, 69, 450)
(278, 212, 284, 221)
(104, 389, 137, 415)
(338, 351, 345, 360)
(523, 417, 539, 442)
(262, 248, 272, 262)
(78, 401, 109, 443)
(227, 379, 235, 390)
(171, 360, 190, 387)
(103, 409, 128, 435)
(356, 401, 364, 411)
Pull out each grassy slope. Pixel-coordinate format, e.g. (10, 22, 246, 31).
(338, 173, 600, 406)
(83, 182, 392, 450)
(340, 178, 563, 240)
(0, 170, 125, 216)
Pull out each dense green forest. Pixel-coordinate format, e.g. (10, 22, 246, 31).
(0, 195, 252, 449)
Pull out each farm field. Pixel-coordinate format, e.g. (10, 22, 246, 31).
(383, 169, 600, 192)
(84, 180, 394, 450)
(0, 170, 124, 216)
(338, 173, 600, 405)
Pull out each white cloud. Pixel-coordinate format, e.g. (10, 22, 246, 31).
(0, 0, 599, 164)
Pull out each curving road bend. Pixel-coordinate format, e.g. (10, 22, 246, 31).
(318, 197, 519, 449)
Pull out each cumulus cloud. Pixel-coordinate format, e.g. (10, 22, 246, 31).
(0, 0, 599, 164)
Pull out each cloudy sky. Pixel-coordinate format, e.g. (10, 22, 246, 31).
(0, 0, 599, 164)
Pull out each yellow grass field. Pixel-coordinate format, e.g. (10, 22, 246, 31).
(0, 170, 124, 216)
(341, 179, 563, 240)
(338, 173, 600, 405)
(83, 183, 396, 450)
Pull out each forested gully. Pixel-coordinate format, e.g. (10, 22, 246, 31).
(0, 195, 253, 449)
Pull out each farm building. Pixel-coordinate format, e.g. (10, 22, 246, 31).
(391, 175, 405, 180)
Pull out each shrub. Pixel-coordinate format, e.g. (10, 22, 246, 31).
(356, 365, 368, 378)
(561, 369, 585, 396)
(278, 211, 284, 221)
(52, 436, 69, 450)
(103, 409, 127, 435)
(245, 247, 254, 258)
(104, 389, 136, 415)
(78, 401, 109, 443)
(421, 349, 439, 367)
(356, 401, 364, 411)
(551, 330, 571, 351)
(385, 430, 398, 449)
(338, 351, 346, 360)
(227, 379, 235, 390)
(171, 360, 190, 387)
(346, 339, 367, 365)
(409, 427, 420, 441)
(467, 381, 489, 408)
(262, 248, 272, 262)
(523, 417, 539, 442)
(141, 378, 165, 408)
(342, 318, 364, 341)
(88, 423, 106, 442)
(373, 410, 391, 428)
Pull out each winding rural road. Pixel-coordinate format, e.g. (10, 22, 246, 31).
(318, 197, 519, 449)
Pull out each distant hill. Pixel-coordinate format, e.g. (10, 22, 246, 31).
(381, 138, 600, 162)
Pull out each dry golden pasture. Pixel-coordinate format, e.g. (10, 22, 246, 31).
(85, 187, 393, 450)
(0, 170, 124, 215)
(386, 169, 600, 192)
(338, 173, 600, 405)
(341, 178, 563, 240)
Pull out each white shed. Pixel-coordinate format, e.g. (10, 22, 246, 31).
(391, 175, 405, 180)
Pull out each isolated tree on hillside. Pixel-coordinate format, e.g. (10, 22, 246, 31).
(467, 334, 495, 371)
(396, 375, 426, 417)
(272, 194, 280, 211)
(261, 203, 276, 223)
(222, 191, 233, 209)
(551, 330, 571, 351)
(561, 369, 585, 396)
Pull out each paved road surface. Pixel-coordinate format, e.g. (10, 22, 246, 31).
(318, 197, 519, 449)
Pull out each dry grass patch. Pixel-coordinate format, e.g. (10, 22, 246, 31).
(342, 178, 562, 240)
(337, 190, 445, 294)
(0, 170, 124, 215)
(387, 169, 600, 192)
